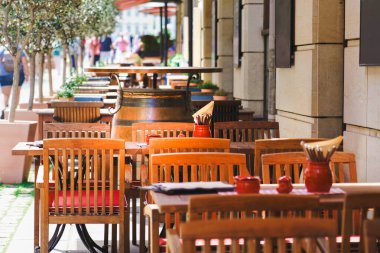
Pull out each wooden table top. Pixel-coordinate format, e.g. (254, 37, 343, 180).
(34, 108, 113, 115)
(12, 141, 254, 157)
(85, 66, 223, 74)
(151, 183, 380, 213)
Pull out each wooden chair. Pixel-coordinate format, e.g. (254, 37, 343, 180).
(214, 120, 280, 142)
(167, 218, 338, 253)
(253, 138, 326, 176)
(341, 193, 380, 253)
(43, 123, 111, 139)
(144, 152, 249, 253)
(214, 121, 279, 174)
(50, 101, 104, 123)
(183, 194, 333, 253)
(131, 122, 194, 141)
(37, 138, 130, 253)
(129, 122, 194, 250)
(363, 219, 380, 253)
(34, 123, 112, 250)
(261, 151, 357, 184)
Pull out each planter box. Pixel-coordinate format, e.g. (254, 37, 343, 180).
(0, 120, 37, 184)
(213, 95, 228, 101)
(19, 102, 49, 109)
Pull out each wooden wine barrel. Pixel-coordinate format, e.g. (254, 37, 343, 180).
(111, 88, 193, 140)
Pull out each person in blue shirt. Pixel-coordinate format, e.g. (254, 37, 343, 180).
(100, 34, 113, 64)
(0, 46, 29, 119)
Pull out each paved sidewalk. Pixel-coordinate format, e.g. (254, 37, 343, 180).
(0, 185, 33, 253)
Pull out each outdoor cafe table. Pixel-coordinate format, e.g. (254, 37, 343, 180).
(85, 66, 223, 89)
(150, 183, 380, 214)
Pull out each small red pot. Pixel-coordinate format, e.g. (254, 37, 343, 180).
(234, 176, 261, 194)
(193, 124, 211, 137)
(146, 134, 161, 145)
(276, 176, 293, 194)
(304, 161, 332, 193)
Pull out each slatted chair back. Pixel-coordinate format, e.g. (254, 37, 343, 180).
(341, 193, 380, 253)
(253, 138, 326, 176)
(43, 123, 111, 139)
(189, 194, 320, 220)
(261, 151, 357, 184)
(167, 218, 337, 253)
(214, 121, 280, 142)
(38, 138, 128, 253)
(363, 219, 380, 253)
(150, 152, 249, 185)
(51, 101, 103, 123)
(131, 122, 194, 142)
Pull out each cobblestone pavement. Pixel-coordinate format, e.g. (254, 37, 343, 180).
(0, 185, 33, 253)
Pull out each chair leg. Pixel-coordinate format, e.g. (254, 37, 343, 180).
(125, 209, 130, 253)
(144, 205, 160, 253)
(132, 190, 137, 245)
(40, 192, 48, 253)
(34, 188, 40, 249)
(119, 221, 125, 253)
(104, 224, 109, 250)
(112, 224, 117, 253)
(140, 190, 146, 253)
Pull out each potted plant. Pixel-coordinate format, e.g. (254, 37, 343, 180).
(57, 89, 74, 101)
(199, 81, 219, 93)
(213, 89, 228, 101)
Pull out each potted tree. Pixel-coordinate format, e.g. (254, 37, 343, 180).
(199, 81, 219, 93)
(213, 89, 228, 101)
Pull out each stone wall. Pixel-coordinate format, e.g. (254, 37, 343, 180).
(233, 0, 265, 117)
(343, 0, 380, 182)
(275, 0, 344, 138)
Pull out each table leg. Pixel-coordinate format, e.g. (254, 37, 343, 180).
(34, 156, 41, 249)
(153, 73, 158, 89)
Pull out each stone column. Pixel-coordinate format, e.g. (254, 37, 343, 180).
(233, 0, 265, 118)
(343, 0, 380, 182)
(200, 0, 212, 80)
(275, 0, 344, 138)
(212, 0, 234, 92)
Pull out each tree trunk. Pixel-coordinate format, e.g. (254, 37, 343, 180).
(73, 50, 78, 75)
(67, 46, 72, 75)
(38, 52, 45, 103)
(27, 52, 36, 111)
(8, 53, 22, 123)
(79, 38, 84, 74)
(62, 44, 67, 86)
(47, 49, 53, 96)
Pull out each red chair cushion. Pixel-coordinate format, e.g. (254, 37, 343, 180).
(49, 190, 127, 208)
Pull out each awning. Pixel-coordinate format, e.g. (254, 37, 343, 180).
(115, 0, 151, 10)
(139, 6, 176, 16)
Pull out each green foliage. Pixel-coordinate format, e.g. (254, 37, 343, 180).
(57, 74, 87, 98)
(214, 89, 227, 96)
(168, 54, 186, 67)
(199, 81, 219, 90)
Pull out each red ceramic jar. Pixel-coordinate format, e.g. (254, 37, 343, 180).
(193, 124, 211, 137)
(304, 161, 332, 192)
(146, 134, 162, 145)
(234, 176, 261, 194)
(276, 176, 293, 193)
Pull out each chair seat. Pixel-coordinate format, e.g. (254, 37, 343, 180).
(49, 190, 127, 210)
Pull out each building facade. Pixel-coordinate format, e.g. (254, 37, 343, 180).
(178, 0, 380, 183)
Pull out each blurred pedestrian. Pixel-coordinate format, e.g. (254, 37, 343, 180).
(114, 34, 129, 63)
(0, 46, 29, 119)
(89, 36, 100, 66)
(100, 34, 113, 64)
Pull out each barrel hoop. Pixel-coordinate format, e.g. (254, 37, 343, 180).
(121, 98, 188, 107)
(114, 119, 193, 126)
(122, 94, 184, 99)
